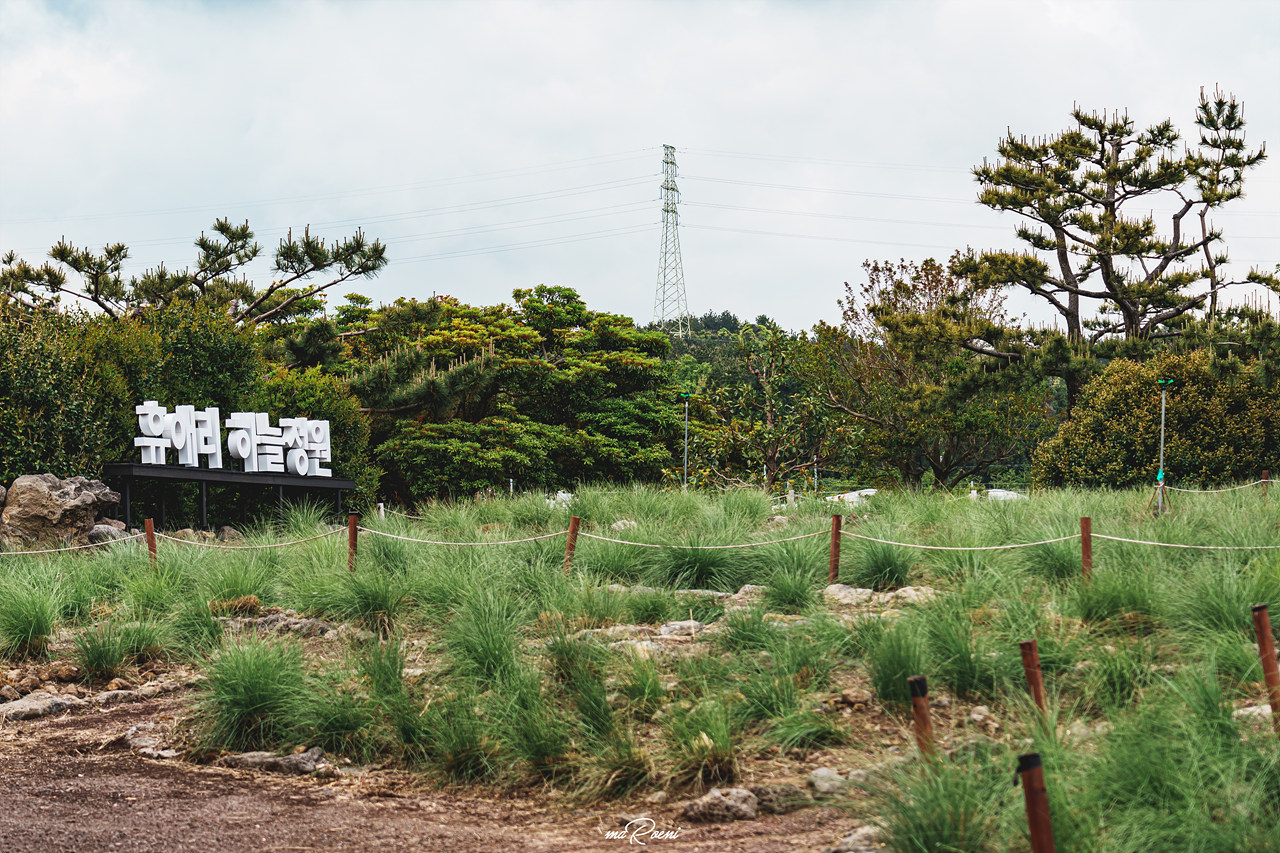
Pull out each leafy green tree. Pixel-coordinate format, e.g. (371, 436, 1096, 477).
(795, 260, 1053, 488)
(696, 322, 847, 490)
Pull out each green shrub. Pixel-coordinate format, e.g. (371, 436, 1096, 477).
(768, 708, 850, 755)
(444, 590, 525, 682)
(1034, 349, 1280, 487)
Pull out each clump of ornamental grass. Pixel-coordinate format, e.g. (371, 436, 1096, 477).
(665, 700, 738, 790)
(333, 568, 411, 638)
(866, 744, 1008, 853)
(768, 707, 851, 756)
(74, 622, 128, 681)
(718, 605, 784, 652)
(169, 591, 223, 652)
(0, 575, 59, 659)
(867, 619, 925, 704)
(577, 729, 655, 800)
(198, 635, 308, 752)
(618, 655, 665, 719)
(622, 588, 678, 625)
(763, 561, 819, 614)
(306, 682, 383, 762)
(199, 556, 278, 606)
(401, 690, 502, 782)
(356, 637, 408, 699)
(443, 589, 526, 682)
(850, 540, 912, 591)
(494, 665, 573, 776)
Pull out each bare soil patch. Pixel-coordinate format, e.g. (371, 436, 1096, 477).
(1, 692, 866, 852)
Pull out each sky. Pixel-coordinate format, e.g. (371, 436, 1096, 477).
(1, 0, 1278, 332)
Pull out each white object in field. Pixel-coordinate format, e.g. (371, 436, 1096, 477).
(547, 490, 574, 507)
(825, 488, 878, 505)
(969, 481, 979, 500)
(985, 489, 1027, 501)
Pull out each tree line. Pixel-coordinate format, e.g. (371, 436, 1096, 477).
(3, 89, 1277, 504)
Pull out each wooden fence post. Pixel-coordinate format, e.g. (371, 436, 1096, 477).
(1080, 517, 1092, 580)
(347, 513, 359, 572)
(828, 514, 842, 584)
(563, 516, 581, 576)
(1017, 753, 1057, 853)
(907, 675, 935, 756)
(1251, 604, 1280, 736)
(1020, 639, 1048, 714)
(144, 518, 157, 568)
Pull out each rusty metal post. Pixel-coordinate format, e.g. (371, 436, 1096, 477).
(347, 513, 359, 572)
(828, 514, 842, 584)
(1080, 517, 1092, 580)
(144, 518, 157, 568)
(1020, 639, 1048, 714)
(1017, 753, 1056, 853)
(907, 675, 935, 756)
(1251, 604, 1280, 735)
(563, 515, 581, 576)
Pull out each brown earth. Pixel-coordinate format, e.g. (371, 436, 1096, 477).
(0, 693, 870, 853)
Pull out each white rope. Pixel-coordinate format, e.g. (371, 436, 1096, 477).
(154, 529, 343, 550)
(0, 532, 147, 556)
(841, 530, 1080, 551)
(578, 530, 829, 549)
(1092, 534, 1280, 551)
(358, 526, 569, 546)
(382, 507, 430, 521)
(1163, 480, 1265, 494)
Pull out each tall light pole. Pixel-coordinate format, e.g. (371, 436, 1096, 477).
(680, 393, 690, 489)
(1156, 378, 1174, 515)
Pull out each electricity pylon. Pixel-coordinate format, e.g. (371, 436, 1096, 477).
(652, 144, 690, 336)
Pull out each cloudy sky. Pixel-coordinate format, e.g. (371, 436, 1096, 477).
(2, 0, 1277, 331)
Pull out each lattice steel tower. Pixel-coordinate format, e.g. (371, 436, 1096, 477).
(652, 144, 690, 336)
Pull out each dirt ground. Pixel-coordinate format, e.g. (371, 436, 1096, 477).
(0, 693, 869, 853)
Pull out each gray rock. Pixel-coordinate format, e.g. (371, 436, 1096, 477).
(0, 474, 120, 546)
(581, 624, 656, 641)
(0, 684, 19, 701)
(0, 483, 6, 506)
(679, 787, 758, 822)
(1, 690, 80, 721)
(610, 519, 639, 532)
(644, 790, 669, 805)
(92, 689, 142, 707)
(659, 619, 705, 637)
(887, 586, 937, 606)
(823, 824, 882, 853)
(220, 746, 327, 775)
(823, 585, 877, 608)
(87, 524, 126, 544)
(609, 640, 666, 658)
(749, 783, 811, 814)
(216, 525, 244, 542)
(808, 767, 846, 796)
(1234, 704, 1274, 720)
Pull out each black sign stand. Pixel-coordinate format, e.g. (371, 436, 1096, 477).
(102, 463, 356, 530)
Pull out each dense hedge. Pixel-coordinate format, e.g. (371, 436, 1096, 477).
(254, 367, 379, 506)
(0, 305, 261, 485)
(1033, 350, 1280, 488)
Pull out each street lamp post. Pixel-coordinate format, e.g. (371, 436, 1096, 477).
(680, 393, 690, 489)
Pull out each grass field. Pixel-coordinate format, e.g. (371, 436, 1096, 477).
(3, 484, 1279, 852)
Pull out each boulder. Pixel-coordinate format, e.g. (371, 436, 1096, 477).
(807, 767, 846, 796)
(219, 746, 327, 775)
(87, 524, 126, 544)
(1, 474, 120, 546)
(216, 525, 244, 542)
(678, 787, 758, 822)
(0, 483, 6, 506)
(823, 585, 877, 608)
(749, 783, 811, 814)
(1, 690, 80, 721)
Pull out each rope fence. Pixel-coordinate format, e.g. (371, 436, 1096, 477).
(1164, 480, 1267, 494)
(154, 529, 344, 550)
(0, 532, 147, 557)
(1, 504, 1275, 583)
